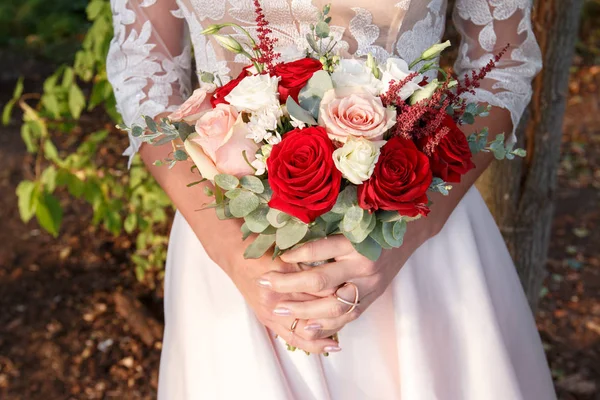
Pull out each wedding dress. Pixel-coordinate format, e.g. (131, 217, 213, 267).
(106, 1, 556, 399)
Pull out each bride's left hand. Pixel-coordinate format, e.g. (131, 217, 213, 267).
(257, 225, 431, 340)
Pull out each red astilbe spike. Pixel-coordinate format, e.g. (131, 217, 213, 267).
(253, 0, 280, 72)
(380, 72, 420, 107)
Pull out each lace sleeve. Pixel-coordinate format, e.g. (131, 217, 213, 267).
(452, 0, 542, 141)
(107, 0, 192, 166)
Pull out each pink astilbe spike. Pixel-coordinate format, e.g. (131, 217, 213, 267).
(253, 0, 280, 72)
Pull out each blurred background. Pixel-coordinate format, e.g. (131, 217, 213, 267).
(0, 0, 598, 399)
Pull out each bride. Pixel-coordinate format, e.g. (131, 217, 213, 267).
(107, 1, 556, 399)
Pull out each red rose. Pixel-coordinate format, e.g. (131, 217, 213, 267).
(272, 58, 323, 103)
(210, 66, 252, 107)
(418, 115, 475, 183)
(267, 126, 342, 223)
(358, 136, 432, 216)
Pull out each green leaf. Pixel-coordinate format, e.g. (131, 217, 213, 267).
(173, 150, 188, 161)
(40, 166, 57, 193)
(378, 210, 403, 222)
(132, 125, 144, 137)
(67, 84, 86, 119)
(214, 174, 240, 191)
(511, 148, 527, 158)
(124, 213, 138, 234)
(42, 94, 60, 118)
(35, 192, 63, 237)
(276, 219, 309, 250)
(240, 175, 265, 193)
(342, 206, 364, 232)
(244, 234, 276, 259)
(343, 211, 375, 243)
(298, 70, 334, 119)
(285, 96, 318, 125)
(87, 0, 106, 20)
(43, 140, 60, 162)
(20, 123, 37, 152)
(229, 191, 260, 218)
(351, 236, 382, 261)
(393, 220, 407, 242)
(144, 115, 158, 133)
(382, 221, 404, 247)
(225, 188, 243, 199)
(244, 206, 270, 233)
(2, 99, 16, 126)
(461, 113, 475, 125)
(16, 181, 38, 223)
(241, 223, 253, 240)
(369, 221, 393, 250)
(12, 76, 24, 100)
(306, 34, 320, 54)
(315, 21, 330, 38)
(267, 208, 291, 228)
(331, 186, 357, 214)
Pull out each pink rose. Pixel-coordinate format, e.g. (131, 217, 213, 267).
(168, 87, 214, 123)
(318, 88, 396, 143)
(183, 104, 259, 181)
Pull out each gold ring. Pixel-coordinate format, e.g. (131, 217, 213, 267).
(289, 318, 300, 333)
(334, 282, 360, 314)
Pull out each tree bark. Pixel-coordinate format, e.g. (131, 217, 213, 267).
(476, 0, 584, 311)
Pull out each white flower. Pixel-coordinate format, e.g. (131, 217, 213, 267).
(331, 59, 383, 96)
(409, 79, 439, 105)
(246, 104, 283, 143)
(225, 74, 280, 113)
(380, 58, 423, 100)
(251, 144, 273, 176)
(332, 137, 386, 184)
(289, 115, 306, 129)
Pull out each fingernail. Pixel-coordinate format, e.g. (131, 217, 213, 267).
(257, 278, 272, 288)
(304, 323, 322, 331)
(273, 307, 291, 316)
(323, 346, 341, 353)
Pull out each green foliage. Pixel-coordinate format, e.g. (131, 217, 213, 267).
(3, 0, 172, 281)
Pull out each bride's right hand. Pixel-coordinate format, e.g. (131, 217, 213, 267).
(227, 253, 342, 354)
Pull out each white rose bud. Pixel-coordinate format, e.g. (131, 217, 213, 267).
(213, 34, 244, 54)
(420, 40, 451, 61)
(409, 79, 439, 105)
(333, 137, 386, 185)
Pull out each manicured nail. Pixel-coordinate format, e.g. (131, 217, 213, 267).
(273, 307, 292, 316)
(257, 278, 272, 288)
(323, 346, 341, 353)
(304, 323, 322, 331)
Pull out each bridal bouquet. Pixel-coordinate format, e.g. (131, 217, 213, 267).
(118, 2, 524, 261)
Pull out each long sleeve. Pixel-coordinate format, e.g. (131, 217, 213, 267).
(452, 0, 542, 140)
(107, 0, 192, 166)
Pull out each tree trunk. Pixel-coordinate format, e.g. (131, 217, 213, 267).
(476, 0, 584, 311)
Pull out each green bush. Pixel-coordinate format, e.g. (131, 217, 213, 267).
(4, 0, 172, 281)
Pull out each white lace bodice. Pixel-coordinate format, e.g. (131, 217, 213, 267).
(106, 0, 542, 163)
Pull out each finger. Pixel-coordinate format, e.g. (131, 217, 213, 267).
(268, 320, 341, 354)
(280, 236, 354, 264)
(274, 281, 362, 319)
(259, 259, 359, 294)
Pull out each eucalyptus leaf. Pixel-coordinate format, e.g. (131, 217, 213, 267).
(267, 208, 291, 228)
(244, 206, 270, 233)
(342, 206, 364, 232)
(276, 219, 309, 250)
(285, 96, 318, 125)
(229, 191, 260, 218)
(241, 223, 252, 240)
(369, 221, 393, 250)
(131, 125, 144, 137)
(315, 21, 330, 38)
(240, 175, 265, 193)
(173, 150, 188, 161)
(225, 188, 243, 199)
(377, 210, 403, 223)
(343, 211, 375, 243)
(393, 219, 407, 242)
(331, 186, 357, 214)
(382, 221, 403, 247)
(244, 234, 276, 259)
(351, 236, 382, 261)
(215, 174, 240, 191)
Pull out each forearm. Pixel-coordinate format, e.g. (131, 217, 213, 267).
(138, 141, 244, 278)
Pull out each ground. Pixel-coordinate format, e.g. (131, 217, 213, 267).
(0, 57, 598, 400)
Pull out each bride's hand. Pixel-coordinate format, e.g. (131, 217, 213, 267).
(229, 253, 342, 353)
(257, 222, 433, 340)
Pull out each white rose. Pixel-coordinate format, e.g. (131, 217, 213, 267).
(331, 59, 382, 96)
(333, 137, 386, 184)
(225, 74, 280, 113)
(409, 79, 439, 105)
(380, 58, 423, 100)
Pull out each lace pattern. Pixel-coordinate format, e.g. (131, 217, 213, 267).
(107, 0, 542, 163)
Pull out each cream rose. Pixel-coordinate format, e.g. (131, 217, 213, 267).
(380, 58, 422, 100)
(224, 74, 280, 113)
(184, 105, 259, 181)
(333, 137, 386, 184)
(331, 59, 382, 96)
(168, 87, 214, 123)
(318, 88, 396, 142)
